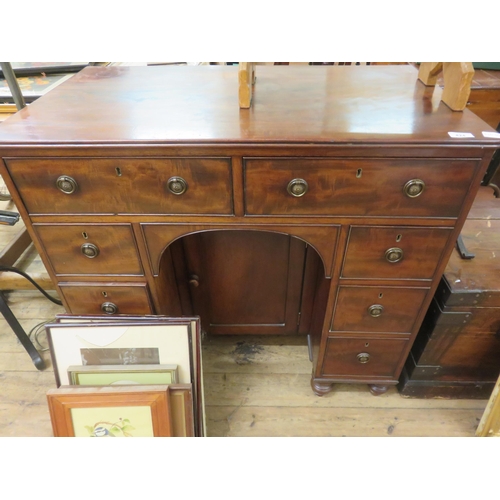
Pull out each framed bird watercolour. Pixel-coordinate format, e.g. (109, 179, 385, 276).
(46, 385, 173, 437)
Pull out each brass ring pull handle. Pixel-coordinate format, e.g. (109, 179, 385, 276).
(81, 243, 100, 258)
(385, 247, 404, 263)
(56, 175, 78, 194)
(287, 178, 308, 197)
(357, 353, 370, 364)
(404, 179, 425, 198)
(167, 176, 188, 195)
(101, 302, 118, 314)
(189, 274, 200, 287)
(368, 304, 384, 317)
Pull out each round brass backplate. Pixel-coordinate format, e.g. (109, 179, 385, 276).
(287, 178, 308, 197)
(403, 179, 425, 198)
(81, 243, 99, 258)
(385, 247, 404, 263)
(56, 175, 78, 194)
(368, 304, 384, 317)
(357, 353, 370, 364)
(167, 176, 188, 195)
(101, 302, 118, 314)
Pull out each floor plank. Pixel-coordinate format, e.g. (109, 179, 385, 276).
(0, 403, 52, 437)
(203, 373, 487, 410)
(206, 406, 484, 437)
(0, 291, 490, 437)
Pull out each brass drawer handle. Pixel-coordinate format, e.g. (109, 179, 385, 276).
(189, 274, 200, 287)
(368, 304, 384, 317)
(56, 175, 78, 194)
(385, 247, 404, 263)
(81, 243, 100, 258)
(404, 179, 425, 198)
(167, 176, 188, 195)
(287, 178, 308, 197)
(357, 352, 370, 364)
(101, 302, 118, 314)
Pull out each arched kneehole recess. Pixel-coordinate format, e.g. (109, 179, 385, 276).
(154, 229, 330, 357)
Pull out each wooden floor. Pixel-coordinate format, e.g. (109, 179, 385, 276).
(0, 197, 489, 437)
(0, 289, 489, 437)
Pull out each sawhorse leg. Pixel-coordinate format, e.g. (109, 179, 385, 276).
(0, 292, 45, 370)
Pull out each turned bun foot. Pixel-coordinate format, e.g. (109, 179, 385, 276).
(368, 384, 389, 396)
(311, 379, 334, 396)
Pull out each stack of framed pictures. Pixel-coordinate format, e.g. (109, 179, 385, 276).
(45, 315, 205, 437)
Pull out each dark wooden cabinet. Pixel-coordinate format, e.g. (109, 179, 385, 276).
(0, 65, 498, 396)
(399, 187, 500, 398)
(175, 231, 308, 335)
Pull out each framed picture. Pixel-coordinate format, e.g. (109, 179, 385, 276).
(46, 385, 173, 437)
(170, 384, 195, 437)
(0, 62, 89, 78)
(0, 73, 75, 103)
(46, 317, 205, 436)
(67, 364, 179, 386)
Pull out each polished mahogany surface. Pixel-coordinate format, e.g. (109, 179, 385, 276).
(0, 65, 498, 398)
(1, 65, 499, 145)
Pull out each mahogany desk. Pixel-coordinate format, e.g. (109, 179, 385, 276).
(0, 65, 498, 396)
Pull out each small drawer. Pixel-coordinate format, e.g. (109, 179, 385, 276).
(322, 337, 409, 378)
(34, 224, 143, 276)
(244, 157, 477, 217)
(331, 286, 429, 333)
(59, 283, 154, 315)
(6, 157, 233, 215)
(341, 225, 452, 280)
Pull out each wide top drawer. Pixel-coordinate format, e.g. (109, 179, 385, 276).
(5, 157, 233, 215)
(244, 157, 478, 217)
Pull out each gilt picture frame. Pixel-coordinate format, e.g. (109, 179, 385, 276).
(46, 385, 173, 437)
(67, 364, 179, 386)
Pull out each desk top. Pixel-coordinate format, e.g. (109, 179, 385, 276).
(0, 65, 499, 146)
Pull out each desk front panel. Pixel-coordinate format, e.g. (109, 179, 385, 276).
(244, 157, 477, 218)
(0, 145, 491, 396)
(5, 157, 234, 215)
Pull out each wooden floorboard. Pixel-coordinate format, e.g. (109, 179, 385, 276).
(205, 406, 483, 437)
(0, 291, 489, 437)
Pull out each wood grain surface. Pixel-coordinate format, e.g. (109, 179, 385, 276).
(0, 292, 488, 437)
(0, 65, 499, 145)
